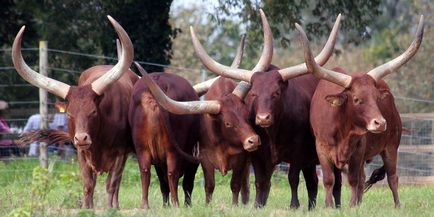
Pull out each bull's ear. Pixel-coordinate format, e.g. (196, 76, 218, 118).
(378, 89, 390, 100)
(325, 93, 347, 107)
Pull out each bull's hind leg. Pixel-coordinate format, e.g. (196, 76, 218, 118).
(155, 166, 170, 206)
(302, 164, 318, 210)
(78, 151, 96, 209)
(167, 153, 180, 207)
(288, 166, 301, 209)
(106, 153, 128, 208)
(182, 161, 199, 207)
(137, 150, 152, 209)
(381, 149, 400, 208)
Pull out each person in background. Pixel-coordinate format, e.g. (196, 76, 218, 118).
(49, 100, 74, 157)
(0, 100, 19, 157)
(22, 112, 41, 156)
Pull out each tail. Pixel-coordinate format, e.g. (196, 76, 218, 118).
(173, 142, 200, 164)
(364, 166, 386, 192)
(16, 129, 72, 147)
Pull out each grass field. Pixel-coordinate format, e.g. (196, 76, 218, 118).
(0, 157, 433, 217)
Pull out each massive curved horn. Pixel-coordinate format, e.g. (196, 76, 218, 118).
(190, 27, 252, 82)
(231, 33, 246, 68)
(296, 23, 352, 88)
(12, 26, 71, 99)
(190, 9, 273, 82)
(135, 62, 221, 115)
(251, 9, 273, 72)
(116, 39, 122, 59)
(367, 15, 424, 82)
(91, 16, 134, 95)
(277, 14, 341, 81)
(193, 34, 246, 96)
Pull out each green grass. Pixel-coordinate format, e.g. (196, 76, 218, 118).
(0, 157, 433, 217)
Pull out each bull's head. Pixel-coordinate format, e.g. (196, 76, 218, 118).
(12, 16, 134, 150)
(134, 60, 260, 152)
(190, 9, 341, 128)
(297, 16, 424, 134)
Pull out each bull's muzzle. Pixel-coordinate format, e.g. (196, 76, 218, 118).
(255, 113, 273, 128)
(243, 135, 261, 152)
(74, 132, 92, 149)
(367, 117, 387, 133)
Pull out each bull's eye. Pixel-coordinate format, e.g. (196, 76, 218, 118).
(225, 122, 233, 128)
(90, 110, 97, 116)
(272, 90, 281, 98)
(353, 97, 362, 105)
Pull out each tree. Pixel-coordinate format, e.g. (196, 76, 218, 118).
(0, 0, 176, 105)
(213, 0, 382, 48)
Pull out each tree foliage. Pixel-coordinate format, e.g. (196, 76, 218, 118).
(0, 0, 175, 105)
(213, 0, 381, 48)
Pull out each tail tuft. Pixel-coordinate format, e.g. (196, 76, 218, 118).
(364, 166, 386, 192)
(16, 129, 71, 147)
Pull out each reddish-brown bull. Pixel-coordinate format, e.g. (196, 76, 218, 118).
(135, 44, 261, 205)
(130, 63, 201, 208)
(296, 16, 424, 208)
(190, 9, 341, 209)
(12, 17, 138, 208)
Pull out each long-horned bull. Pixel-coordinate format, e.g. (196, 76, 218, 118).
(12, 16, 138, 208)
(297, 16, 424, 208)
(130, 62, 201, 208)
(189, 9, 342, 209)
(138, 35, 259, 205)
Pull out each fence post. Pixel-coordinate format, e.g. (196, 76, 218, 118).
(39, 41, 49, 168)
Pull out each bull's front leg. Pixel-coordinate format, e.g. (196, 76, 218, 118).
(240, 162, 250, 205)
(106, 153, 128, 208)
(332, 166, 342, 208)
(167, 153, 180, 207)
(78, 151, 96, 209)
(201, 159, 215, 205)
(230, 162, 248, 206)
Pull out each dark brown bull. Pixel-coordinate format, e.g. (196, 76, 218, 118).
(134, 36, 261, 205)
(296, 16, 424, 208)
(12, 16, 138, 208)
(130, 63, 201, 208)
(190, 9, 341, 209)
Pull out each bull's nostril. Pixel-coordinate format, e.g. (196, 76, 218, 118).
(84, 135, 88, 141)
(374, 120, 380, 125)
(248, 139, 254, 144)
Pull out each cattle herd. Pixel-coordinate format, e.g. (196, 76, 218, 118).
(11, 9, 424, 210)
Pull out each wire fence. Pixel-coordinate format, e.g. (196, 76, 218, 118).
(0, 47, 433, 185)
